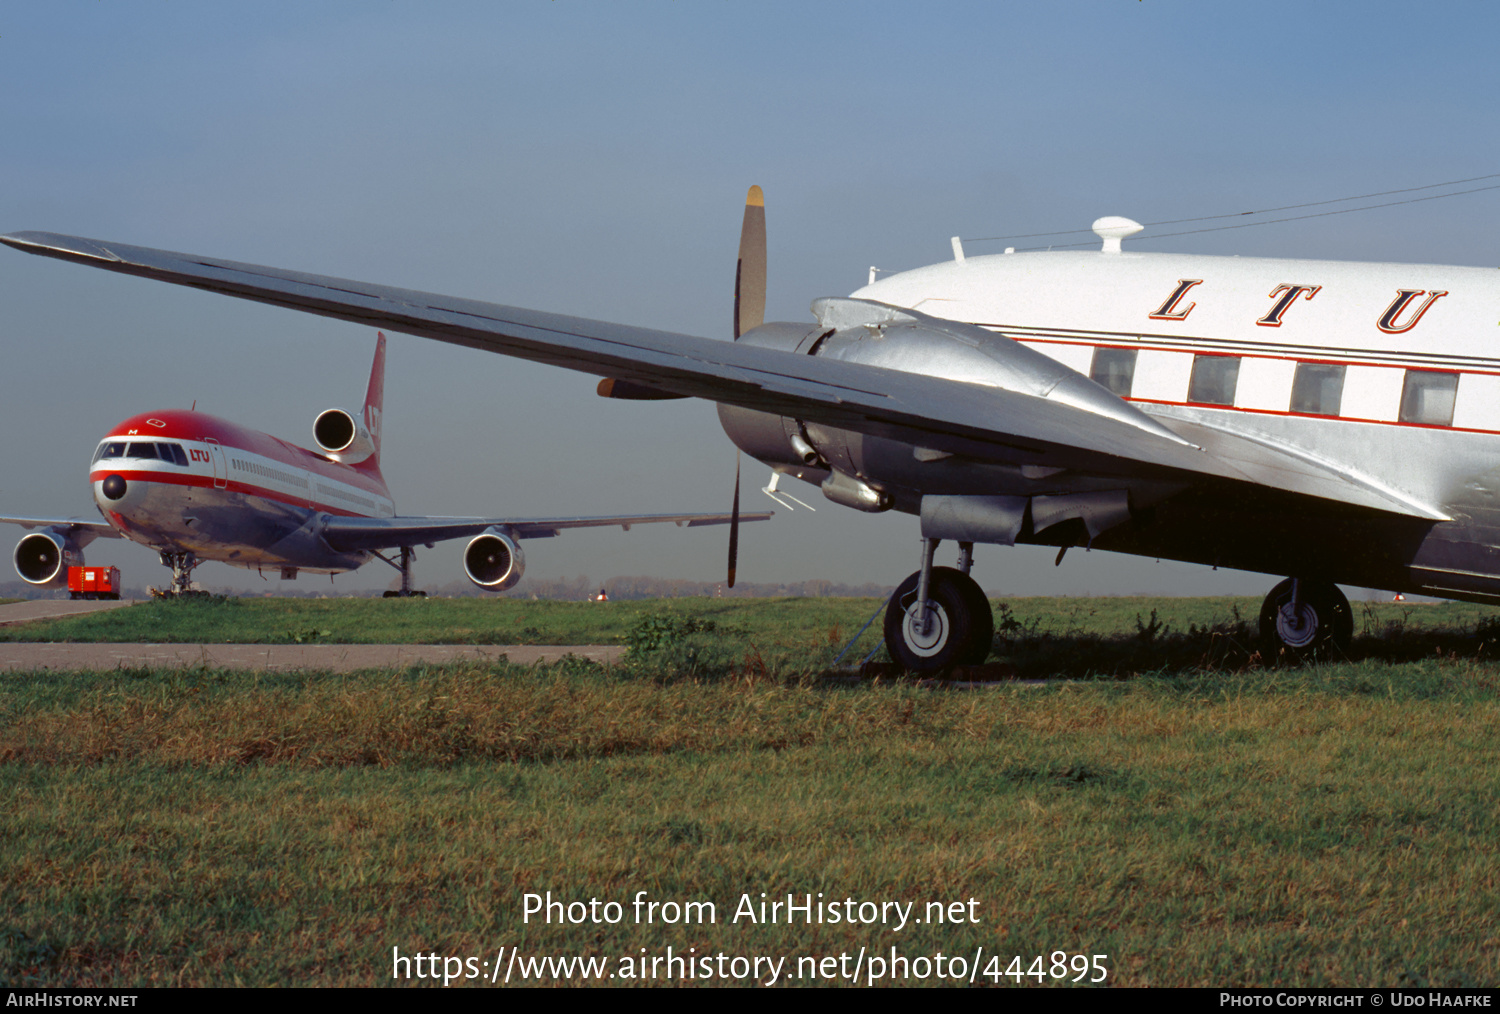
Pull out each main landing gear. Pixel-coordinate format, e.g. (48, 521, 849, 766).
(883, 538, 994, 672)
(1258, 578, 1352, 655)
(378, 546, 427, 598)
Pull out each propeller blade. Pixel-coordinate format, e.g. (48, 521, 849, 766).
(733, 185, 766, 339)
(727, 454, 741, 588)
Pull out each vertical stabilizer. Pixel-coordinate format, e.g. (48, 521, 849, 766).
(364, 332, 386, 461)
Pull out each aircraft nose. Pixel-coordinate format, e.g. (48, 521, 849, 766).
(101, 474, 127, 501)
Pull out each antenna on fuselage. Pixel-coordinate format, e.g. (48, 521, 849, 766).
(1092, 217, 1144, 253)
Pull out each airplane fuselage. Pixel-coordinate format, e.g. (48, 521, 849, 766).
(91, 409, 394, 575)
(728, 247, 1500, 601)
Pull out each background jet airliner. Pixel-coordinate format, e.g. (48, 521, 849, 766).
(6, 187, 1496, 666)
(2, 333, 767, 597)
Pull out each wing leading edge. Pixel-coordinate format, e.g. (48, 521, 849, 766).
(320, 511, 771, 553)
(0, 231, 1446, 521)
(0, 515, 122, 539)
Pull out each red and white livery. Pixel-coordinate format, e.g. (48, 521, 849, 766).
(4, 334, 766, 595)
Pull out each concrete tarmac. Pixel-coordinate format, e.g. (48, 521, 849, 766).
(0, 597, 140, 626)
(0, 598, 624, 671)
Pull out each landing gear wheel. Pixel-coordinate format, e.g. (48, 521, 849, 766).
(954, 575, 993, 665)
(883, 567, 992, 672)
(1259, 579, 1352, 656)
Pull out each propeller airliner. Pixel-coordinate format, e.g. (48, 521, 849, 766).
(1, 333, 768, 597)
(6, 186, 1496, 667)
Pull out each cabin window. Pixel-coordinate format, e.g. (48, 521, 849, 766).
(1090, 347, 1137, 397)
(1290, 363, 1346, 416)
(126, 442, 159, 460)
(1400, 370, 1459, 426)
(1188, 355, 1241, 406)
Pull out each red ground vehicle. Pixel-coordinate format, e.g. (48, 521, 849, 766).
(68, 566, 121, 600)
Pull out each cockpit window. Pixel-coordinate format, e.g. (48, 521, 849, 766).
(94, 441, 127, 463)
(127, 442, 160, 460)
(158, 443, 189, 466)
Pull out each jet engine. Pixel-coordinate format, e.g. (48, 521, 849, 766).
(313, 408, 378, 463)
(13, 529, 85, 587)
(463, 526, 526, 591)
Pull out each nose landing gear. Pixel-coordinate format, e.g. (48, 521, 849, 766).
(156, 550, 200, 596)
(1259, 578, 1352, 655)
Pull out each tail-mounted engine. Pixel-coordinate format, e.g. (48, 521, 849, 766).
(464, 526, 526, 591)
(313, 408, 378, 464)
(13, 529, 85, 587)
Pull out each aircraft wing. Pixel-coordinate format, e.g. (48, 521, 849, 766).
(0, 515, 122, 538)
(320, 511, 770, 553)
(0, 231, 1446, 521)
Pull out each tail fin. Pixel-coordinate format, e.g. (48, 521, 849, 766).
(363, 333, 386, 461)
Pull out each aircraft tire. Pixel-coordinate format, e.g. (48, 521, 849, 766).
(953, 573, 994, 665)
(884, 567, 987, 673)
(1258, 579, 1352, 656)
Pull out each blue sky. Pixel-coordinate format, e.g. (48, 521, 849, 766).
(3, 2, 1498, 595)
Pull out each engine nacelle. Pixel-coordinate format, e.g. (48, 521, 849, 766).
(313, 408, 378, 463)
(718, 300, 1188, 517)
(14, 529, 84, 587)
(464, 526, 526, 591)
(716, 321, 835, 476)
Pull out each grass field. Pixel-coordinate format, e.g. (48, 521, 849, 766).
(3, 596, 1499, 987)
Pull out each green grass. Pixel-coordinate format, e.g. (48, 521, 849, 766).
(0, 594, 868, 647)
(6, 592, 1498, 656)
(3, 598, 1499, 986)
